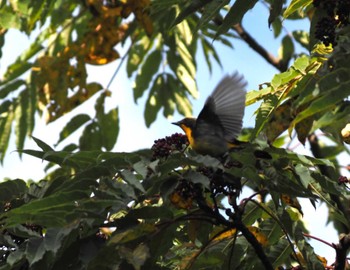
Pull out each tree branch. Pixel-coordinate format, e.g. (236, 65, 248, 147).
(211, 16, 287, 72)
(232, 23, 288, 72)
(226, 206, 274, 270)
(333, 234, 350, 270)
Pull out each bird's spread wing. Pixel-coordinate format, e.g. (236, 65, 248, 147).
(196, 73, 246, 141)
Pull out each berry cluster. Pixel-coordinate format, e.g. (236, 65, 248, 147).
(338, 175, 349, 185)
(170, 180, 203, 209)
(197, 166, 242, 196)
(151, 133, 189, 159)
(313, 0, 350, 46)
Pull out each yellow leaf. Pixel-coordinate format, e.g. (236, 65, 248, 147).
(169, 191, 193, 209)
(281, 194, 303, 216)
(247, 226, 268, 246)
(213, 229, 237, 241)
(341, 123, 350, 144)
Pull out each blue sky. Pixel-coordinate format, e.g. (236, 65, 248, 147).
(0, 2, 339, 263)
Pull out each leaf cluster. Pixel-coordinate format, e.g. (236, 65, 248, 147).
(0, 134, 346, 269)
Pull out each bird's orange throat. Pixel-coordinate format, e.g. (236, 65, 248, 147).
(180, 124, 195, 147)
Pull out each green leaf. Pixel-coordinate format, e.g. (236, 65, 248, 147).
(293, 55, 309, 73)
(292, 79, 350, 127)
(99, 107, 119, 151)
(144, 74, 163, 127)
(133, 49, 162, 102)
(0, 104, 14, 163)
(278, 35, 294, 65)
(120, 170, 145, 193)
(126, 36, 152, 77)
(251, 94, 278, 139)
(79, 122, 103, 151)
(242, 201, 263, 226)
(0, 179, 27, 203)
(184, 171, 210, 188)
(294, 164, 313, 188)
(216, 0, 258, 37)
(126, 206, 173, 220)
(109, 223, 156, 245)
(271, 17, 282, 38)
(270, 238, 293, 267)
(3, 190, 89, 227)
(268, 0, 283, 27)
(0, 79, 25, 99)
(283, 0, 313, 18)
(172, 0, 214, 27)
(196, 0, 228, 32)
(292, 30, 309, 50)
(0, 5, 21, 29)
(56, 114, 91, 145)
(31, 136, 54, 151)
(15, 89, 29, 152)
(1, 62, 32, 86)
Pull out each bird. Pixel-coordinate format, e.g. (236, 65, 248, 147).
(172, 73, 247, 156)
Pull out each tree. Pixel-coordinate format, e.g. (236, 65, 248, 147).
(0, 0, 350, 269)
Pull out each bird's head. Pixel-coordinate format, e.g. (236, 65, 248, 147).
(172, 118, 196, 131)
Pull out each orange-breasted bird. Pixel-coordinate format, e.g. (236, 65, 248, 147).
(173, 73, 246, 156)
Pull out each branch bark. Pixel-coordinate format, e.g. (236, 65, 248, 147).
(333, 234, 350, 270)
(211, 15, 287, 72)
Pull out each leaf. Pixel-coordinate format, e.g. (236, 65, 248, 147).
(292, 79, 350, 128)
(15, 89, 29, 153)
(242, 201, 263, 226)
(216, 0, 258, 38)
(56, 114, 91, 145)
(283, 0, 313, 19)
(144, 74, 163, 127)
(0, 5, 21, 29)
(79, 122, 103, 151)
(172, 0, 214, 27)
(292, 30, 309, 50)
(120, 170, 145, 193)
(0, 79, 25, 99)
(268, 0, 283, 27)
(193, 0, 229, 33)
(133, 49, 162, 102)
(3, 191, 89, 227)
(184, 170, 210, 188)
(278, 35, 294, 66)
(120, 243, 150, 270)
(109, 223, 155, 245)
(98, 107, 119, 151)
(0, 104, 14, 163)
(126, 36, 152, 77)
(270, 238, 293, 267)
(31, 136, 54, 151)
(0, 179, 27, 203)
(251, 94, 278, 140)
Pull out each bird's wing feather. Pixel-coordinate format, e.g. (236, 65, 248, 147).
(196, 73, 246, 140)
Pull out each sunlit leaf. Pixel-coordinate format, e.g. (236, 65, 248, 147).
(0, 104, 14, 162)
(283, 0, 313, 18)
(133, 49, 162, 101)
(15, 89, 29, 153)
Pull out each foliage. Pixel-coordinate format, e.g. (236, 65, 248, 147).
(1, 0, 350, 269)
(0, 134, 341, 269)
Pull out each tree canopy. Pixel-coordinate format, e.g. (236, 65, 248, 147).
(1, 0, 350, 269)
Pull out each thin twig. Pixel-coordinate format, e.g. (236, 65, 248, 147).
(106, 44, 133, 90)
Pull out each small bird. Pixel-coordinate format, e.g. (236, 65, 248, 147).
(173, 73, 246, 156)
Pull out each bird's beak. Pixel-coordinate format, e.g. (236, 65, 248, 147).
(172, 121, 180, 126)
